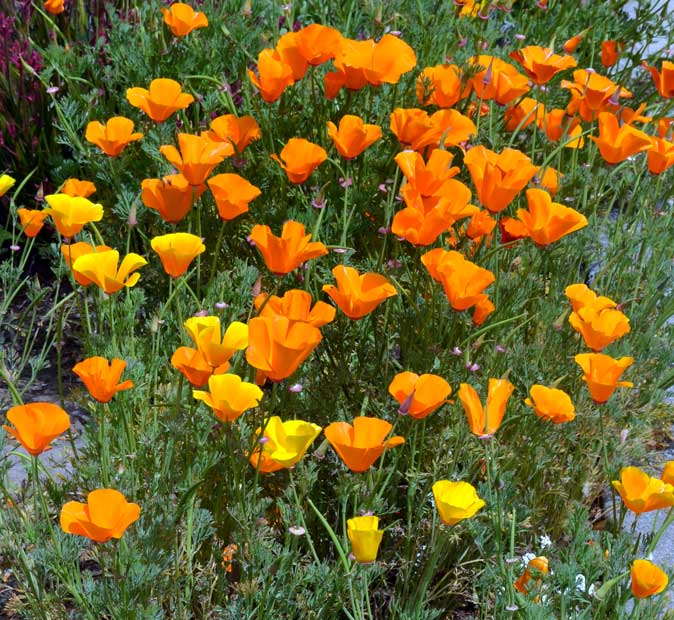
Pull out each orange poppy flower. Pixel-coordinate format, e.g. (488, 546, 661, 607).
(390, 108, 435, 148)
(601, 40, 623, 68)
(574, 353, 633, 403)
(183, 317, 248, 371)
(524, 385, 575, 424)
(61, 242, 113, 286)
(642, 60, 674, 98)
(247, 49, 295, 103)
(322, 265, 397, 320)
(568, 305, 630, 352)
(472, 295, 495, 326)
(466, 210, 496, 242)
(141, 174, 204, 224)
(61, 178, 96, 198)
(509, 46, 577, 85)
(504, 97, 545, 132)
(516, 188, 587, 246)
(170, 347, 213, 387)
(150, 232, 205, 278)
(327, 115, 382, 160)
(249, 220, 327, 275)
(193, 373, 263, 423)
(249, 416, 322, 472)
(207, 173, 261, 221)
(469, 55, 530, 105)
(271, 138, 327, 184)
(499, 216, 530, 244)
(72, 249, 147, 294)
(246, 315, 322, 384)
(161, 3, 208, 37)
(72, 357, 134, 403)
(160, 133, 232, 186)
(416, 64, 464, 108)
(562, 28, 590, 53)
(647, 136, 674, 175)
(43, 194, 103, 238)
(85, 116, 143, 157)
(561, 69, 632, 122)
(60, 489, 140, 543)
(536, 167, 562, 196)
(324, 417, 405, 473)
(418, 109, 477, 150)
(663, 462, 674, 485)
(17, 209, 49, 237)
(3, 402, 70, 456)
(589, 112, 651, 164)
(207, 114, 261, 153)
(464, 146, 539, 213)
(514, 556, 549, 594)
(433, 480, 485, 526)
(44, 0, 64, 14)
(631, 560, 669, 599)
(458, 379, 514, 437)
(295, 23, 343, 66)
(565, 283, 617, 313)
(276, 31, 310, 82)
(388, 372, 451, 419)
(126, 78, 194, 122)
(254, 289, 336, 328)
(395, 149, 461, 195)
(612, 467, 674, 514)
(538, 108, 584, 148)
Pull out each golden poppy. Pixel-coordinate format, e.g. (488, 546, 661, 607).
(249, 416, 322, 473)
(249, 220, 327, 275)
(193, 373, 263, 423)
(574, 353, 633, 403)
(253, 289, 336, 328)
(642, 60, 674, 98)
(182, 317, 248, 372)
(0, 174, 16, 197)
(170, 346, 213, 387)
(150, 232, 205, 278)
(514, 556, 549, 594)
(612, 467, 674, 514)
(207, 114, 261, 153)
(561, 70, 632, 122)
(562, 28, 590, 53)
(271, 138, 327, 184)
(509, 46, 577, 85)
(504, 97, 545, 132)
(44, 0, 64, 15)
(85, 116, 143, 157)
(17, 209, 49, 238)
(43, 194, 103, 238)
(524, 385, 575, 424)
(568, 305, 630, 351)
(160, 133, 232, 186)
(458, 379, 514, 437)
(327, 115, 382, 160)
(469, 55, 530, 105)
(141, 174, 204, 224)
(60, 489, 140, 543)
(662, 461, 674, 485)
(517, 188, 587, 246)
(590, 112, 651, 164)
(388, 372, 451, 419)
(416, 64, 464, 108)
(565, 283, 617, 313)
(538, 108, 585, 148)
(631, 560, 668, 598)
(3, 402, 70, 456)
(647, 136, 674, 175)
(71, 249, 147, 294)
(295, 23, 343, 66)
(276, 31, 310, 82)
(61, 242, 113, 286)
(601, 40, 622, 68)
(72, 357, 134, 403)
(322, 265, 397, 320)
(161, 3, 208, 37)
(126, 78, 194, 123)
(61, 178, 96, 198)
(347, 515, 384, 563)
(432, 480, 485, 526)
(247, 49, 294, 103)
(207, 173, 261, 221)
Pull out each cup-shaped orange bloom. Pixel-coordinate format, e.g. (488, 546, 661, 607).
(249, 416, 322, 473)
(322, 265, 397, 320)
(514, 556, 549, 594)
(517, 189, 587, 246)
(416, 64, 464, 108)
(464, 146, 539, 213)
(247, 49, 295, 103)
(295, 23, 343, 66)
(150, 232, 205, 278)
(246, 316, 322, 384)
(4, 403, 70, 456)
(60, 489, 140, 543)
(601, 40, 622, 68)
(207, 173, 261, 221)
(458, 379, 514, 437)
(72, 357, 134, 403)
(524, 385, 575, 424)
(561, 70, 632, 122)
(631, 560, 668, 598)
(388, 372, 451, 419)
(161, 3, 208, 37)
(61, 178, 96, 198)
(395, 149, 461, 195)
(72, 249, 147, 294)
(44, 0, 65, 15)
(141, 174, 204, 224)
(17, 209, 49, 237)
(183, 317, 248, 371)
(254, 289, 336, 328)
(565, 283, 617, 314)
(193, 373, 263, 423)
(575, 353, 633, 403)
(170, 347, 213, 387)
(590, 112, 651, 164)
(276, 31, 310, 82)
(160, 133, 232, 186)
(662, 461, 674, 485)
(207, 114, 261, 153)
(324, 417, 404, 473)
(643, 60, 674, 98)
(647, 136, 674, 175)
(612, 467, 674, 514)
(271, 138, 327, 184)
(504, 97, 545, 132)
(85, 116, 143, 157)
(61, 242, 113, 286)
(538, 108, 585, 148)
(390, 108, 435, 148)
(347, 515, 384, 563)
(126, 78, 194, 122)
(509, 46, 576, 85)
(326, 115, 382, 160)
(432, 480, 485, 526)
(569, 305, 630, 352)
(249, 220, 327, 275)
(43, 194, 103, 238)
(469, 55, 530, 105)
